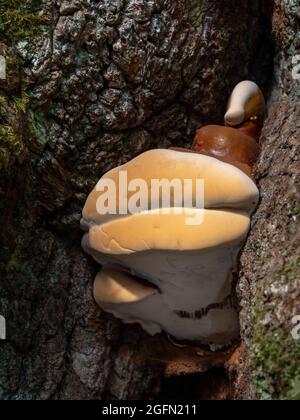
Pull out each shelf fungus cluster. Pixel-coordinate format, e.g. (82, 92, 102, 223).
(81, 81, 265, 347)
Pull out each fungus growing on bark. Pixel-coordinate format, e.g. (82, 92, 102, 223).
(81, 81, 265, 347)
(224, 80, 265, 129)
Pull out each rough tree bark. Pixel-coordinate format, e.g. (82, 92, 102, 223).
(0, 0, 298, 400)
(233, 0, 300, 400)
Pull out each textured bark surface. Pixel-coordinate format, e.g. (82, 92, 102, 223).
(235, 0, 300, 400)
(0, 0, 298, 400)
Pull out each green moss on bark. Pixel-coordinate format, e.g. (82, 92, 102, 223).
(0, 0, 47, 45)
(186, 0, 208, 32)
(29, 111, 50, 154)
(251, 258, 300, 400)
(0, 92, 29, 176)
(252, 329, 300, 400)
(0, 125, 17, 170)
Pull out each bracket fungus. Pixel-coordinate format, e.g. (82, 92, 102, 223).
(81, 81, 265, 347)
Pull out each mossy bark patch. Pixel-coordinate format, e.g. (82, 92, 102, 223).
(186, 0, 208, 32)
(251, 258, 300, 400)
(0, 0, 47, 45)
(252, 329, 300, 400)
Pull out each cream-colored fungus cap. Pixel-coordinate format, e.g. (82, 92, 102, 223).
(82, 149, 259, 227)
(86, 208, 250, 256)
(94, 266, 158, 305)
(224, 80, 265, 127)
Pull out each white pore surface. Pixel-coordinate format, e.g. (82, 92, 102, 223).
(89, 247, 241, 343)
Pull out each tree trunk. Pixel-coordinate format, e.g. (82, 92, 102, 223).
(233, 0, 300, 400)
(0, 0, 298, 400)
